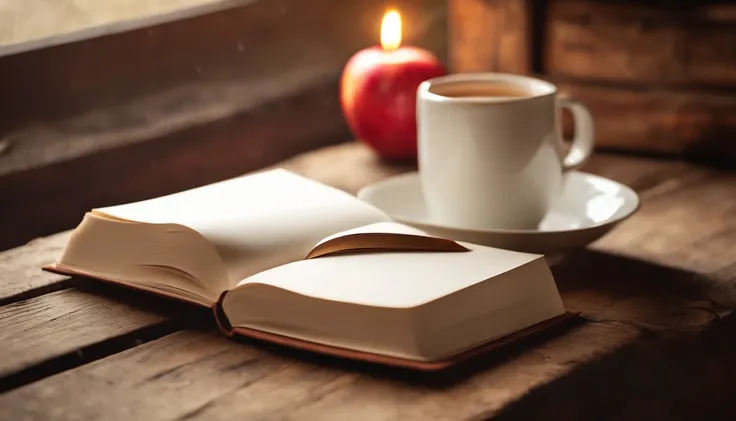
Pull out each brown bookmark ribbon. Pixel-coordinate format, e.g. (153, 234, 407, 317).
(305, 233, 469, 259)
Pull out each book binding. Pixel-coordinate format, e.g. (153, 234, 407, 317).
(46, 262, 579, 372)
(213, 290, 234, 337)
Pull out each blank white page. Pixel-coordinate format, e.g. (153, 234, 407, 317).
(96, 169, 390, 283)
(239, 243, 542, 308)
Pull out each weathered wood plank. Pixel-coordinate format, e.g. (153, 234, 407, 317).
(4, 305, 733, 420)
(0, 232, 70, 305)
(0, 286, 192, 389)
(546, 0, 736, 87)
(595, 171, 736, 277)
(0, 324, 639, 421)
(493, 313, 736, 421)
(249, 321, 736, 421)
(544, 173, 736, 342)
(448, 0, 532, 73)
(557, 81, 736, 164)
(0, 331, 290, 420)
(3, 258, 732, 420)
(557, 173, 736, 330)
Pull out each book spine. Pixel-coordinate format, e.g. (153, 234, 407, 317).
(213, 290, 234, 337)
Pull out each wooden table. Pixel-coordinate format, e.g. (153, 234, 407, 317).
(1, 142, 735, 420)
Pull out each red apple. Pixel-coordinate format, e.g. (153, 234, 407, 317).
(340, 46, 447, 160)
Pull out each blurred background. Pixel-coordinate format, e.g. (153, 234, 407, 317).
(0, 0, 733, 250)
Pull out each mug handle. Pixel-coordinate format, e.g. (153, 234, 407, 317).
(559, 98, 595, 172)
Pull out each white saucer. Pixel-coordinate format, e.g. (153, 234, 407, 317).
(357, 171, 640, 255)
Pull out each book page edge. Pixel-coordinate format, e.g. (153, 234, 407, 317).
(42, 263, 214, 308)
(227, 312, 580, 371)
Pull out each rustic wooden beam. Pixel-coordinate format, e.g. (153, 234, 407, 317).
(0, 0, 250, 58)
(446, 0, 735, 164)
(0, 232, 71, 306)
(546, 0, 736, 88)
(0, 286, 191, 391)
(448, 0, 533, 73)
(3, 316, 734, 420)
(557, 79, 736, 165)
(0, 0, 446, 130)
(0, 81, 350, 251)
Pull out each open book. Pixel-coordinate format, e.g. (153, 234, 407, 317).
(45, 169, 572, 370)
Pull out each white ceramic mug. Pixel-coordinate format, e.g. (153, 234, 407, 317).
(417, 73, 595, 230)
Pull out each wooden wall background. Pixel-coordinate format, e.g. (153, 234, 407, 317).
(449, 0, 736, 166)
(0, 0, 447, 251)
(2, 0, 734, 250)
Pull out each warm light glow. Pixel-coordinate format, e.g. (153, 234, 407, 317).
(380, 10, 402, 51)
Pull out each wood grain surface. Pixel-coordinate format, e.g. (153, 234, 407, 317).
(447, 0, 736, 164)
(0, 142, 734, 420)
(0, 287, 180, 389)
(0, 324, 639, 421)
(557, 81, 736, 165)
(0, 232, 70, 305)
(448, 0, 532, 73)
(546, 0, 736, 87)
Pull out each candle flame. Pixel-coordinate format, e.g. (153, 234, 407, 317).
(380, 10, 402, 51)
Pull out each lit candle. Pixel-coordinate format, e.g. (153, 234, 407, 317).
(340, 10, 447, 161)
